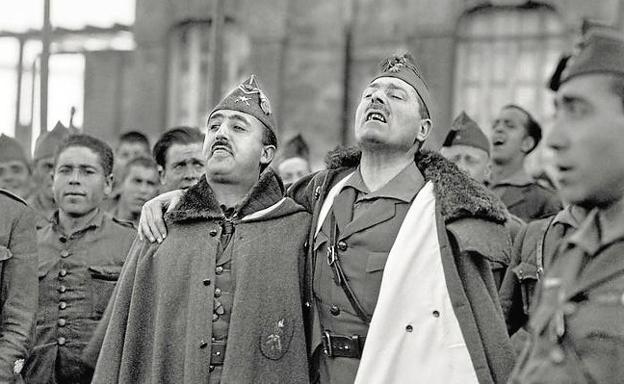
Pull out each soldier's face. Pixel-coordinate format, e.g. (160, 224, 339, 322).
(0, 160, 30, 198)
(440, 145, 490, 183)
(490, 107, 535, 163)
(53, 146, 113, 217)
(204, 110, 275, 185)
(354, 77, 431, 153)
(278, 157, 311, 185)
(160, 143, 204, 192)
(120, 165, 159, 214)
(549, 74, 624, 208)
(115, 142, 150, 173)
(33, 156, 55, 199)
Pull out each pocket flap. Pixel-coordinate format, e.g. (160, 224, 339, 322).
(0, 246, 12, 261)
(512, 261, 539, 281)
(88, 265, 122, 281)
(366, 252, 388, 273)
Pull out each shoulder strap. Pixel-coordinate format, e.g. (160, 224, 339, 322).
(536, 215, 557, 278)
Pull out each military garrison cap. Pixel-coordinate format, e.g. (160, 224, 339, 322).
(553, 29, 624, 90)
(209, 74, 277, 137)
(443, 111, 490, 155)
(34, 121, 70, 161)
(0, 134, 29, 164)
(373, 51, 434, 119)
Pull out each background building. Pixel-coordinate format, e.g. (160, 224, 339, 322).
(2, 0, 624, 169)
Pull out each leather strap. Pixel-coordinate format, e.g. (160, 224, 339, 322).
(210, 342, 226, 365)
(326, 212, 372, 324)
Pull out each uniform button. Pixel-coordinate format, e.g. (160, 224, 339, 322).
(214, 288, 222, 298)
(209, 229, 218, 237)
(215, 266, 224, 275)
(212, 313, 219, 322)
(57, 337, 66, 346)
(549, 347, 565, 364)
(199, 340, 208, 349)
(58, 285, 67, 293)
(60, 250, 70, 258)
(59, 237, 67, 243)
(59, 301, 67, 310)
(432, 310, 440, 318)
(58, 318, 66, 327)
(209, 365, 215, 372)
(202, 279, 211, 286)
(59, 269, 67, 278)
(337, 241, 348, 251)
(405, 325, 413, 332)
(329, 305, 340, 316)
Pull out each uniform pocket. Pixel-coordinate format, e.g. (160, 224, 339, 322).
(259, 316, 295, 360)
(365, 252, 388, 273)
(88, 265, 122, 319)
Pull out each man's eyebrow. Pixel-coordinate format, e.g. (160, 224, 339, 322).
(208, 112, 224, 122)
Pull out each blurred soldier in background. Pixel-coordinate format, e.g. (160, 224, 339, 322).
(28, 122, 70, 229)
(0, 189, 38, 383)
(278, 133, 312, 186)
(24, 135, 135, 384)
(152, 126, 205, 192)
(112, 131, 151, 185)
(489, 105, 562, 221)
(510, 29, 624, 384)
(110, 156, 160, 227)
(0, 134, 31, 199)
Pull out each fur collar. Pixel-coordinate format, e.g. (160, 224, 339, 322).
(324, 146, 508, 224)
(165, 168, 285, 223)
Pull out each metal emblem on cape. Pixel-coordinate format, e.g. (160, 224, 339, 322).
(260, 317, 293, 360)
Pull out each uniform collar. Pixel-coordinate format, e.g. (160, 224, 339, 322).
(344, 162, 424, 203)
(552, 205, 586, 230)
(568, 199, 624, 255)
(490, 169, 534, 188)
(51, 208, 106, 237)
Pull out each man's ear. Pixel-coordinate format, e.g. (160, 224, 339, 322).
(158, 165, 166, 185)
(416, 118, 432, 142)
(521, 135, 536, 154)
(104, 174, 114, 196)
(260, 145, 277, 166)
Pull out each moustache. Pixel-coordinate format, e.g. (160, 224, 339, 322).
(211, 139, 232, 153)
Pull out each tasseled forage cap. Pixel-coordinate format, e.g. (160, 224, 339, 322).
(34, 121, 70, 161)
(0, 134, 29, 164)
(443, 111, 490, 155)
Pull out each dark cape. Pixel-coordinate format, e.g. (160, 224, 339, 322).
(91, 169, 311, 384)
(289, 148, 516, 384)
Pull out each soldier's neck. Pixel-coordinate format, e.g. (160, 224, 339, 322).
(360, 149, 413, 192)
(490, 158, 526, 184)
(58, 208, 99, 236)
(210, 178, 257, 210)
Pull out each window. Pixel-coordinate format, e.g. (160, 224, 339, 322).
(167, 21, 250, 129)
(454, 4, 569, 137)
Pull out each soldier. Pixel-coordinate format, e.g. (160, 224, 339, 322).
(28, 122, 70, 229)
(139, 53, 516, 384)
(0, 134, 31, 199)
(24, 135, 135, 384)
(441, 111, 524, 288)
(509, 29, 624, 383)
(278, 134, 312, 186)
(153, 126, 205, 192)
(92, 75, 309, 384)
(0, 189, 38, 383)
(109, 156, 160, 227)
(112, 131, 151, 184)
(489, 104, 562, 222)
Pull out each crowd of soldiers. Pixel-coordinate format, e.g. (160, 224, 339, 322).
(0, 26, 622, 384)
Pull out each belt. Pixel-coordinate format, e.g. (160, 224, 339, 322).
(321, 331, 366, 358)
(210, 342, 226, 366)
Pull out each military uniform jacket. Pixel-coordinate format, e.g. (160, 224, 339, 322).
(289, 148, 516, 384)
(490, 173, 562, 222)
(510, 208, 624, 383)
(91, 170, 311, 384)
(499, 206, 583, 336)
(0, 190, 38, 383)
(24, 209, 135, 383)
